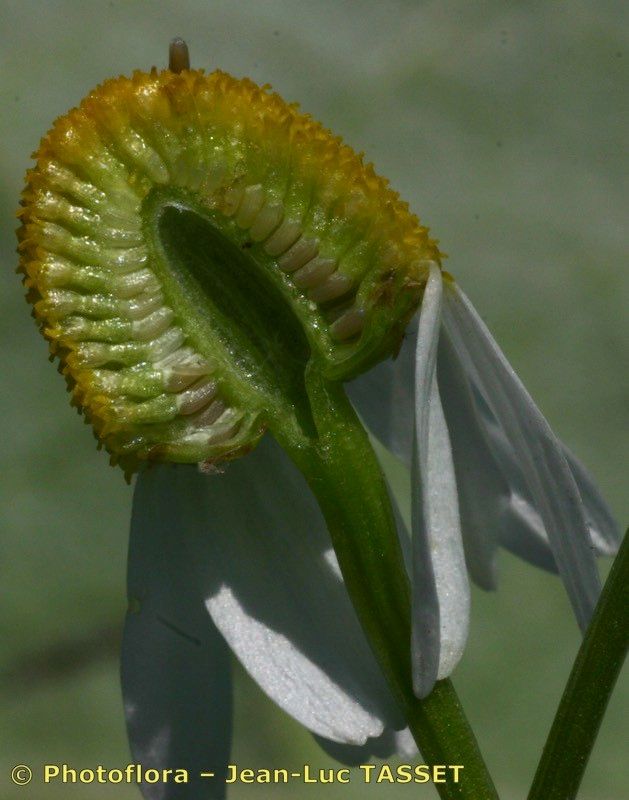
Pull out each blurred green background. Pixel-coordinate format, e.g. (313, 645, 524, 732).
(1, 1, 626, 798)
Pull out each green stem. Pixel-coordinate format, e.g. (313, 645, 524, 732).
(528, 530, 629, 800)
(276, 367, 498, 800)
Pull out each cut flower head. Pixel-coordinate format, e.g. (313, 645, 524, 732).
(17, 45, 620, 796)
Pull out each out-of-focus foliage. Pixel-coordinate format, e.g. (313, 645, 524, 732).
(1, 2, 626, 798)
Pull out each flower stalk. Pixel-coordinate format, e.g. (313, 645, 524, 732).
(276, 367, 499, 800)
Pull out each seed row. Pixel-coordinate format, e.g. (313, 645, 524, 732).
(220, 180, 365, 342)
(23, 157, 367, 467)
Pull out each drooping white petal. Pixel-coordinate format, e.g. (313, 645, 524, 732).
(122, 468, 232, 800)
(437, 328, 507, 589)
(346, 319, 416, 466)
(473, 386, 619, 559)
(314, 726, 417, 765)
(442, 283, 601, 631)
(346, 311, 596, 583)
(386, 480, 412, 574)
(345, 283, 605, 591)
(411, 264, 470, 698)
(159, 437, 403, 745)
(499, 493, 558, 573)
(460, 381, 559, 571)
(348, 313, 558, 585)
(562, 446, 621, 556)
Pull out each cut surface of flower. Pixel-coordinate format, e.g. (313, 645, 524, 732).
(18, 67, 439, 474)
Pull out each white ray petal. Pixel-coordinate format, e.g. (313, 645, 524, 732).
(346, 319, 416, 466)
(437, 327, 506, 589)
(122, 468, 232, 799)
(411, 264, 470, 698)
(499, 493, 559, 573)
(442, 283, 601, 631)
(473, 388, 619, 559)
(456, 369, 559, 572)
(157, 437, 403, 745)
(314, 726, 417, 765)
(562, 446, 621, 556)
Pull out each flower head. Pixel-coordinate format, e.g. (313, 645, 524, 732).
(18, 66, 434, 476)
